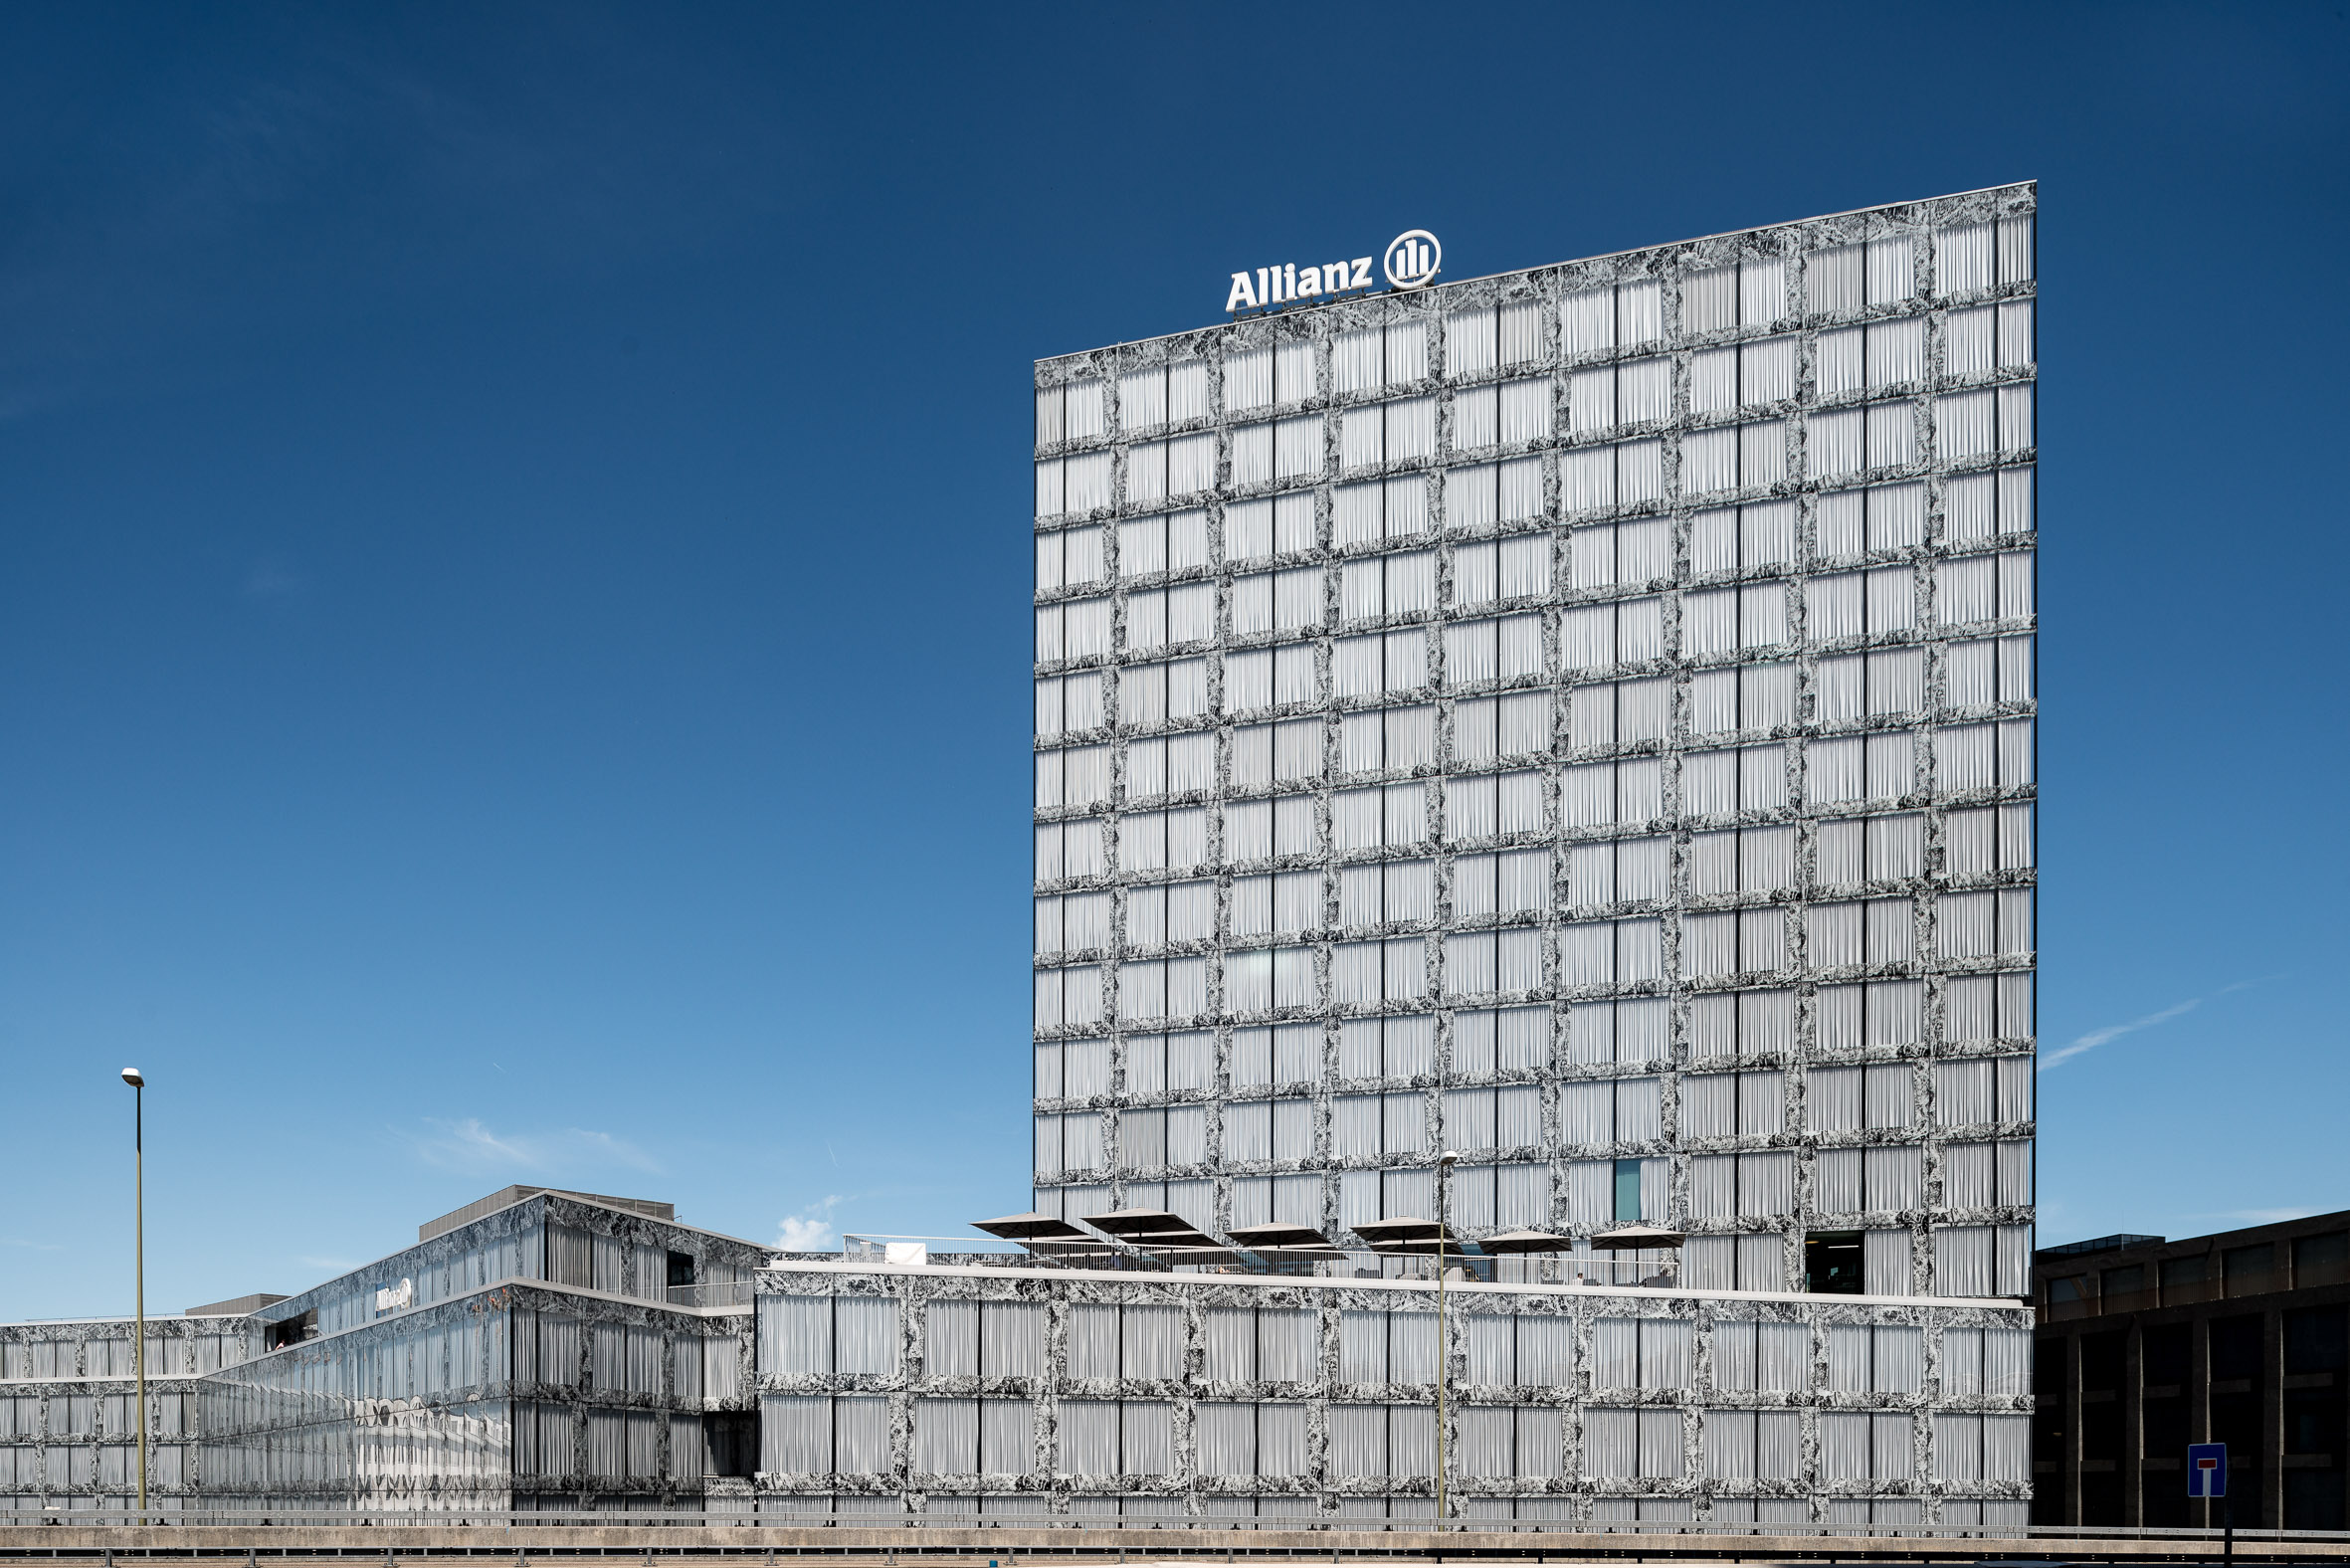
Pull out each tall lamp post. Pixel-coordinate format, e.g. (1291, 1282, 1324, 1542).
(1435, 1149, 1458, 1530)
(120, 1068, 148, 1519)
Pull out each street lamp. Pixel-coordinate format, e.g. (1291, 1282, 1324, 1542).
(120, 1068, 148, 1519)
(1435, 1149, 1458, 1530)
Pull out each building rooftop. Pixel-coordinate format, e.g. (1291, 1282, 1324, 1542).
(417, 1185, 676, 1243)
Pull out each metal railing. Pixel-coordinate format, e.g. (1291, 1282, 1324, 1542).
(0, 1506, 2047, 1537)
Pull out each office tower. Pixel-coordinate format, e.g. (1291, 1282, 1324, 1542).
(1032, 185, 2038, 1300)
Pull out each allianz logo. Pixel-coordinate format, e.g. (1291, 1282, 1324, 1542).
(1225, 229, 1442, 313)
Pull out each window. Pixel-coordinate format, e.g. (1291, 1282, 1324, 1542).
(1450, 378, 1550, 450)
(1223, 793, 1319, 862)
(1934, 719, 2033, 793)
(1230, 871, 1327, 937)
(1339, 550, 1438, 620)
(1558, 440, 1664, 512)
(1945, 803, 2034, 877)
(1230, 564, 1324, 635)
(1559, 758, 1663, 828)
(1230, 718, 1326, 788)
(1938, 551, 2034, 627)
(1452, 1005, 1550, 1073)
(1329, 633, 1424, 698)
(1337, 704, 1437, 773)
(1805, 898, 1915, 968)
(1035, 524, 1105, 592)
(1685, 989, 1795, 1058)
(1034, 595, 1111, 664)
(1567, 517, 1671, 588)
(1567, 677, 1673, 745)
(1940, 1139, 2032, 1208)
(1928, 611, 2019, 702)
(1679, 1070, 1786, 1138)
(1442, 458, 1543, 533)
(1336, 859, 1435, 924)
(1680, 421, 1786, 494)
(1686, 1149, 1796, 1217)
(1686, 827, 1798, 896)
(1330, 475, 1431, 545)
(1035, 378, 1105, 447)
(1938, 386, 2034, 461)
(1682, 584, 1790, 655)
(1115, 808, 1208, 875)
(1559, 281, 1662, 357)
(1945, 468, 2034, 543)
(1944, 975, 2034, 1056)
(1550, 1080, 1664, 1151)
(1329, 320, 1425, 394)
(1557, 919, 1662, 985)
(1121, 585, 1216, 653)
(1225, 492, 1315, 564)
(1441, 770, 1542, 845)
(1339, 396, 1437, 471)
(1612, 1159, 1645, 1222)
(1935, 223, 1993, 295)
(1808, 245, 1864, 314)
(1808, 567, 1915, 641)
(1935, 888, 2034, 959)
(1443, 928, 1544, 996)
(1693, 341, 1796, 411)
(1118, 733, 1212, 802)
(1814, 482, 1924, 559)
(1224, 945, 1317, 1013)
(1687, 664, 1796, 735)
(1332, 781, 1429, 850)
(1806, 1231, 1863, 1293)
(1450, 692, 1549, 762)
(1813, 813, 1924, 887)
(1450, 535, 1551, 606)
(1679, 907, 1788, 978)
(1814, 648, 1924, 719)
(1441, 615, 1544, 686)
(1035, 817, 1106, 883)
(1451, 849, 1554, 918)
(1335, 1014, 1436, 1078)
(1565, 997, 1669, 1066)
(1559, 597, 1665, 670)
(1687, 501, 1795, 573)
(1122, 434, 1215, 505)
(1805, 728, 1898, 808)
(1116, 659, 1210, 727)
(1678, 743, 1789, 814)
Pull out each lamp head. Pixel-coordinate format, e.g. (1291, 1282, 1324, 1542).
(1439, 1149, 1459, 1168)
(120, 1068, 144, 1088)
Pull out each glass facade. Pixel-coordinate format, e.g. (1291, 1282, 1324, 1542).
(749, 1262, 2035, 1528)
(0, 1192, 762, 1513)
(1033, 186, 2038, 1299)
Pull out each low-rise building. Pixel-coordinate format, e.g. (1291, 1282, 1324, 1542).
(2032, 1212, 2349, 1530)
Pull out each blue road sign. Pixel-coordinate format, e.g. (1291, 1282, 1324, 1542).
(2189, 1442, 2227, 1498)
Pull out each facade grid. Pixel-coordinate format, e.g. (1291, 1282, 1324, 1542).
(1032, 184, 2039, 1300)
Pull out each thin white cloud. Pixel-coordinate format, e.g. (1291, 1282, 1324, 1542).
(2040, 998, 2203, 1071)
(400, 1117, 662, 1177)
(2205, 1207, 2322, 1226)
(0, 1238, 66, 1252)
(777, 1196, 844, 1253)
(2040, 976, 2283, 1073)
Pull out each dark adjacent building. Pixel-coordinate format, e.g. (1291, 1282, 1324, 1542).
(2033, 1212, 2349, 1530)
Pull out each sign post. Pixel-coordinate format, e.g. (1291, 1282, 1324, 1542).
(2188, 1443, 2228, 1565)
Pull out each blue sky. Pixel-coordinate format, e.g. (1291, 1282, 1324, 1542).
(2, 3, 2344, 1319)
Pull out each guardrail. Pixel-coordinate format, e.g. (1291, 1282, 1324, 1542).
(19, 1508, 2348, 1540)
